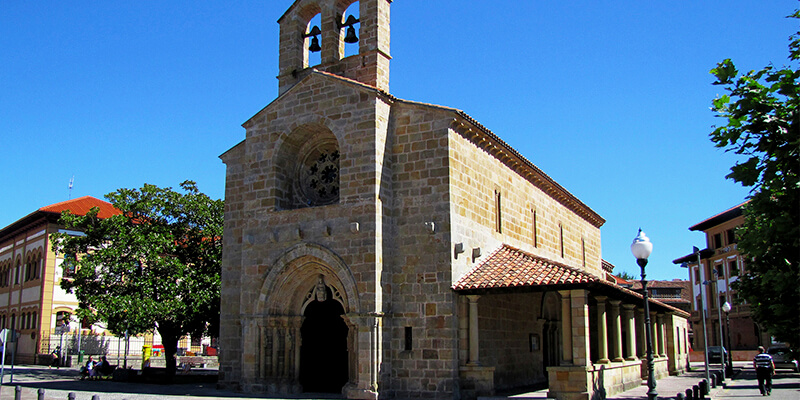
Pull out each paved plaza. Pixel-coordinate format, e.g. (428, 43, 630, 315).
(0, 363, 796, 400)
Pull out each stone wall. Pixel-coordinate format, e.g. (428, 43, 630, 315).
(478, 292, 546, 390)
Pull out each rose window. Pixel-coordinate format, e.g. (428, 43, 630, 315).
(298, 148, 340, 206)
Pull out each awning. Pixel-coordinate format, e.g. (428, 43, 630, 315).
(452, 244, 688, 316)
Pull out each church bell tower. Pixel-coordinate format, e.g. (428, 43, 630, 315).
(277, 0, 392, 95)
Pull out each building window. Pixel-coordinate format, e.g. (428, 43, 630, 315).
(404, 326, 413, 351)
(494, 190, 502, 233)
(730, 260, 739, 276)
(694, 267, 700, 283)
(55, 311, 71, 328)
(532, 210, 538, 247)
(581, 238, 586, 267)
(715, 263, 724, 279)
(713, 233, 722, 249)
(559, 224, 565, 258)
(298, 147, 340, 207)
(726, 229, 736, 245)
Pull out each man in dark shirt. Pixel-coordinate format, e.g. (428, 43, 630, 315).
(753, 346, 775, 396)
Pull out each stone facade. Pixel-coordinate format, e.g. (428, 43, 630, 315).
(219, 1, 690, 399)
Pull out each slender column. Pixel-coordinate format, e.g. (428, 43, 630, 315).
(623, 304, 638, 361)
(636, 308, 646, 358)
(657, 314, 667, 357)
(610, 300, 624, 362)
(293, 317, 302, 381)
(558, 290, 573, 365)
(467, 295, 481, 366)
(650, 311, 659, 357)
(284, 321, 292, 377)
(259, 325, 266, 379)
(595, 296, 609, 364)
(271, 322, 279, 378)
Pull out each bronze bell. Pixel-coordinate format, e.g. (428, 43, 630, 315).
(344, 25, 358, 43)
(308, 36, 321, 52)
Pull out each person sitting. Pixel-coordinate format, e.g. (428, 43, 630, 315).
(90, 356, 113, 379)
(80, 356, 95, 379)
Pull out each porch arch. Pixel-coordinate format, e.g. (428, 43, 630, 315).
(258, 242, 360, 315)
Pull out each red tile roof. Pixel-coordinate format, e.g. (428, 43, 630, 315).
(453, 244, 600, 290)
(39, 196, 120, 219)
(452, 245, 690, 317)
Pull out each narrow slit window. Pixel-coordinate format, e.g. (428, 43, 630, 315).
(404, 326, 413, 351)
(495, 190, 502, 233)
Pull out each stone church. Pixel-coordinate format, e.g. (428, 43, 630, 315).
(218, 1, 690, 399)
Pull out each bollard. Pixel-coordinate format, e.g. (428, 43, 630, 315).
(686, 388, 694, 400)
(677, 392, 685, 400)
(68, 392, 76, 400)
(15, 386, 21, 400)
(701, 379, 708, 398)
(710, 374, 716, 388)
(693, 384, 700, 400)
(92, 395, 100, 400)
(38, 388, 45, 400)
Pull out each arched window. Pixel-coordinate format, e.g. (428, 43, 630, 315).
(275, 124, 341, 210)
(341, 2, 360, 58)
(305, 13, 322, 67)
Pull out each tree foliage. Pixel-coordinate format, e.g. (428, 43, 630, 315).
(51, 181, 223, 376)
(614, 270, 636, 281)
(709, 11, 799, 348)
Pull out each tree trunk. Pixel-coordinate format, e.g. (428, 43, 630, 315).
(158, 323, 180, 379)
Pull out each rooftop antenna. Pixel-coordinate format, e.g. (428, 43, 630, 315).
(68, 175, 74, 199)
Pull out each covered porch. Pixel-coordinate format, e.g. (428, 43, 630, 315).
(453, 245, 690, 400)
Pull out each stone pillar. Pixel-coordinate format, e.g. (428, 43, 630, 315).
(467, 295, 481, 366)
(259, 324, 267, 379)
(595, 296, 609, 364)
(292, 317, 302, 382)
(558, 290, 573, 365)
(270, 322, 279, 379)
(342, 313, 382, 400)
(610, 300, 624, 362)
(657, 314, 667, 357)
(623, 304, 638, 361)
(571, 289, 591, 366)
(636, 308, 646, 358)
(650, 311, 659, 357)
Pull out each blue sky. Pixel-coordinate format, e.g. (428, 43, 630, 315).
(1, 1, 796, 280)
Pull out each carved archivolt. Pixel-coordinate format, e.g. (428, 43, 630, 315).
(258, 242, 359, 315)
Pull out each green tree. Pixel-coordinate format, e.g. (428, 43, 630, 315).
(614, 271, 636, 281)
(709, 11, 799, 348)
(52, 181, 223, 376)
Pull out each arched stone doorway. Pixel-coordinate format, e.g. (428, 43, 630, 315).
(300, 285, 349, 393)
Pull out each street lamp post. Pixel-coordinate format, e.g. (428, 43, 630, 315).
(632, 229, 657, 400)
(696, 247, 711, 385)
(722, 301, 733, 377)
(712, 269, 726, 383)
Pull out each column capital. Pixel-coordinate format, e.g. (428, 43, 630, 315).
(594, 295, 608, 302)
(609, 299, 622, 306)
(467, 294, 481, 303)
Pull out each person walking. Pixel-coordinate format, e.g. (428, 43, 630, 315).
(753, 346, 775, 396)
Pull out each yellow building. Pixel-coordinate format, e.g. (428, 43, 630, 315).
(0, 196, 119, 363)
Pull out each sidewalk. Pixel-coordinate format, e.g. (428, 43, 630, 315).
(480, 364, 738, 400)
(0, 363, 776, 400)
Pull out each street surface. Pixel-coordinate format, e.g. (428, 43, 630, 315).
(0, 363, 795, 400)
